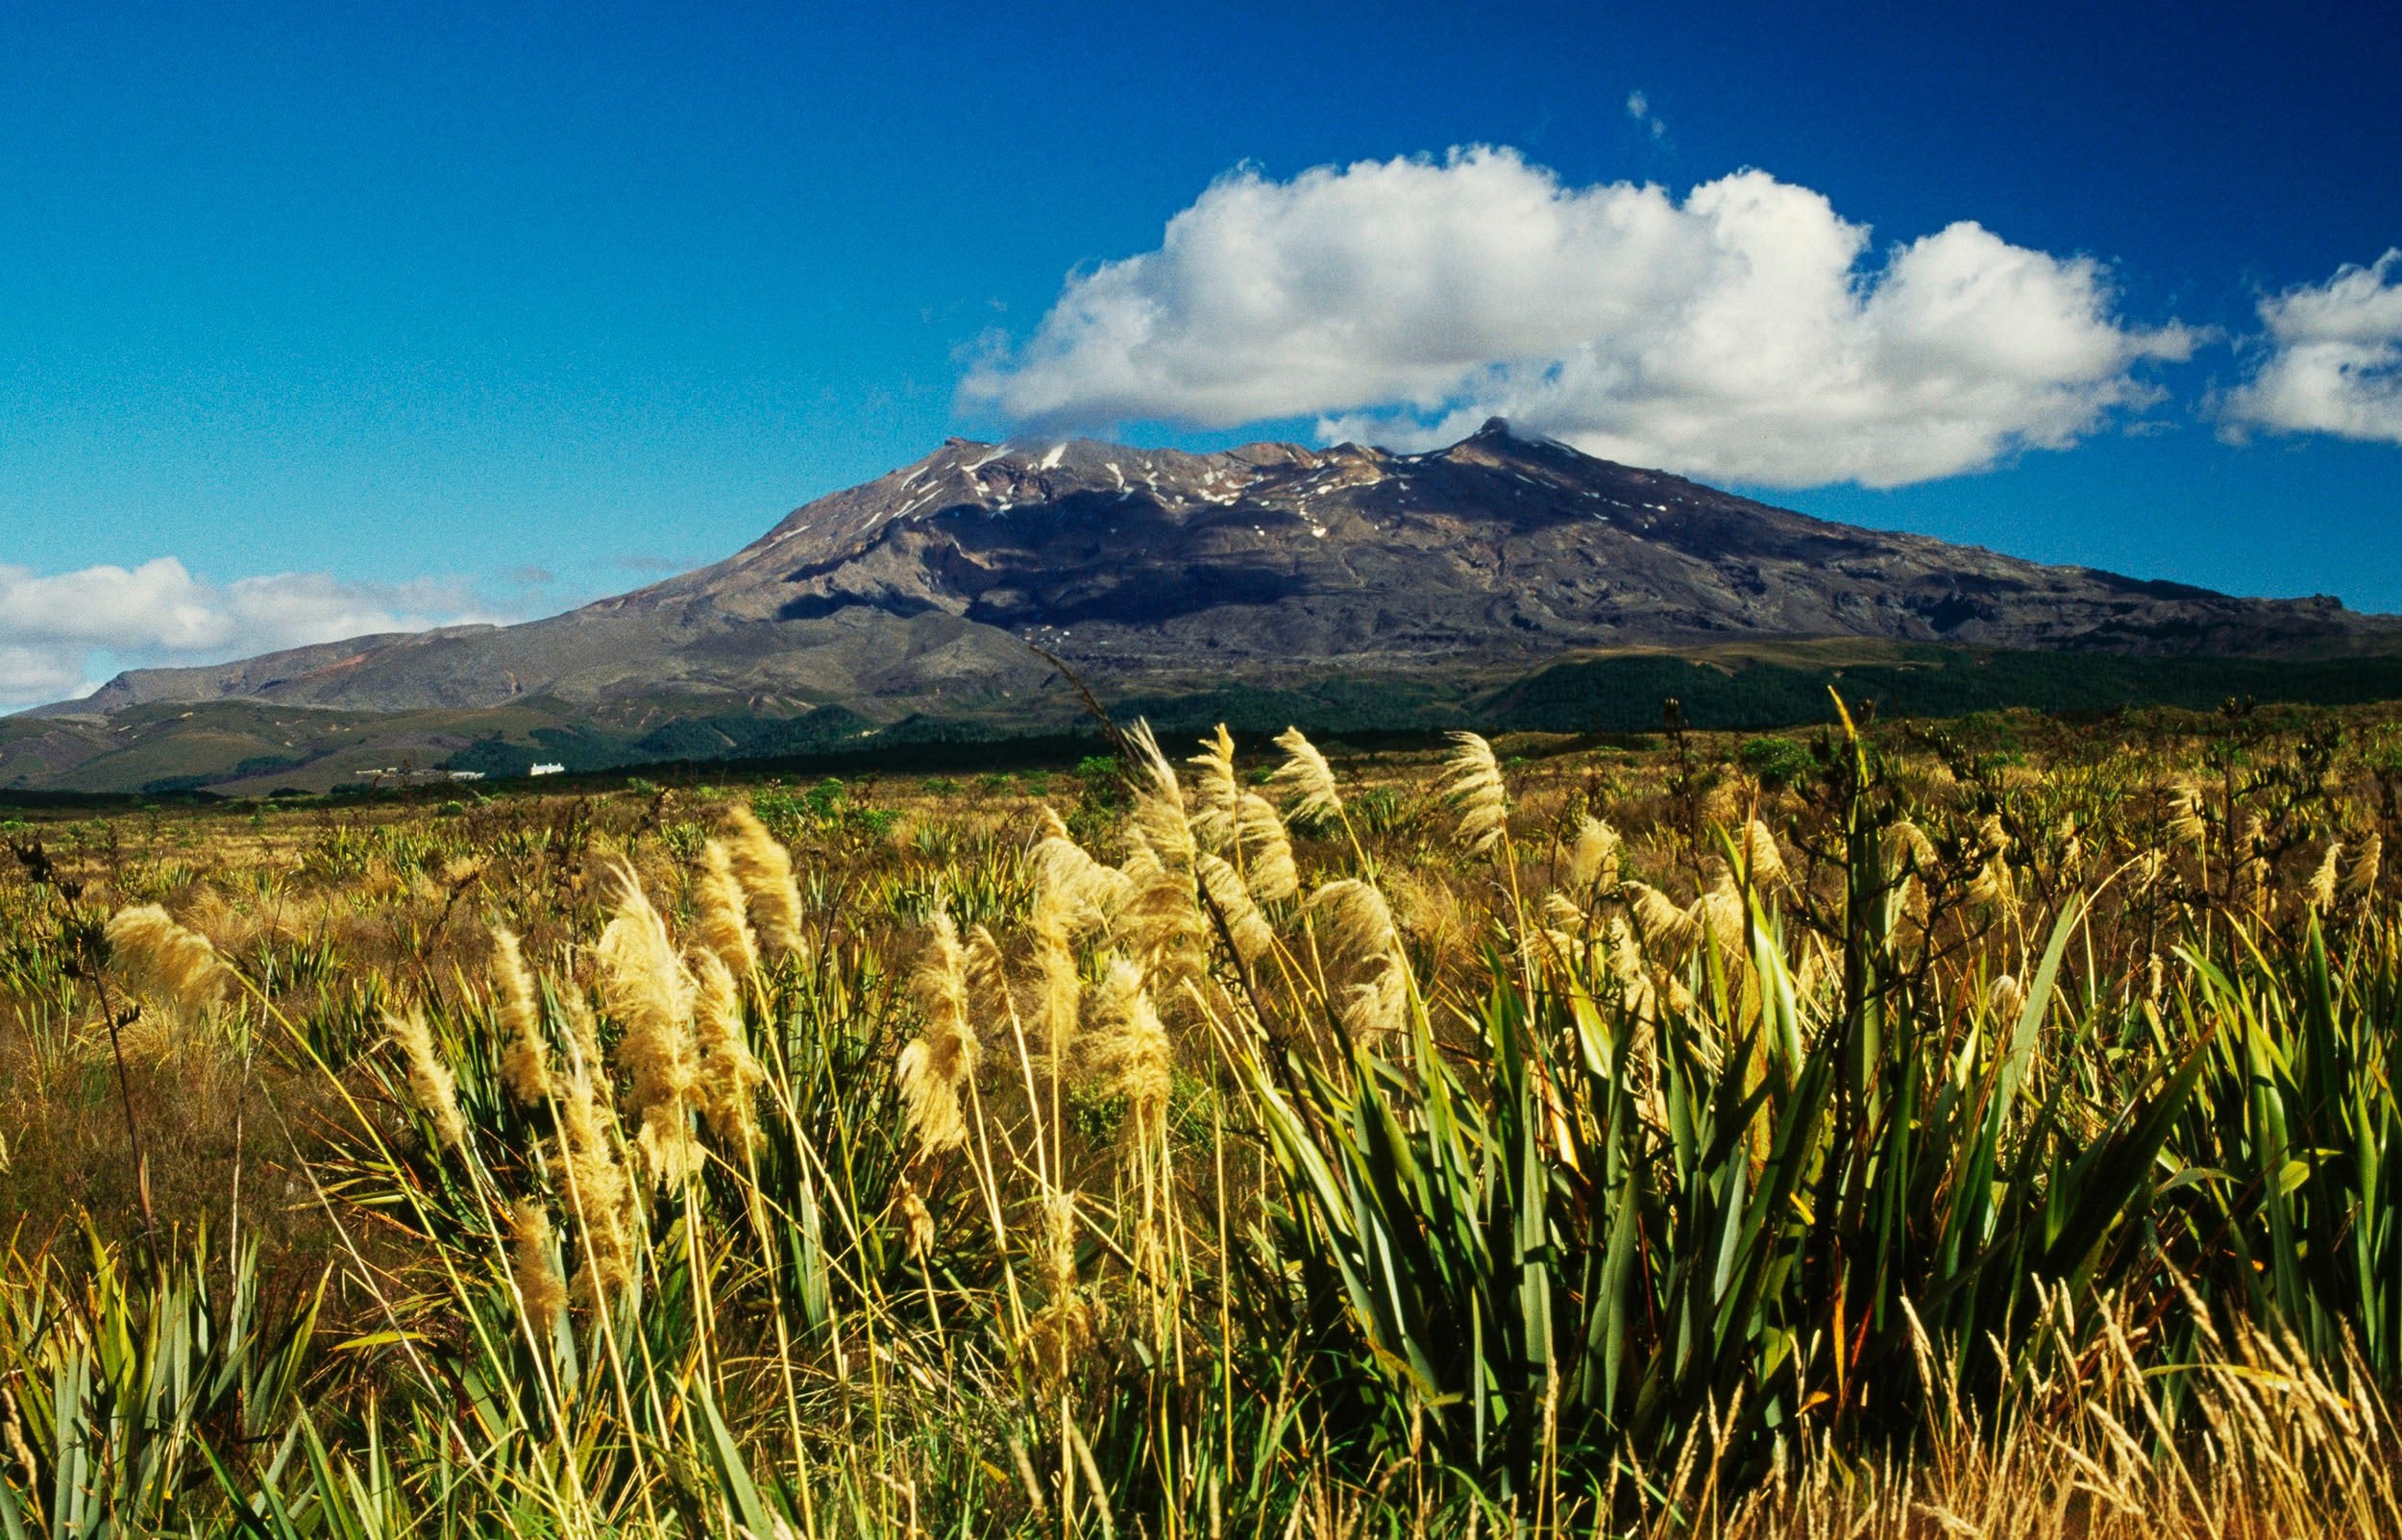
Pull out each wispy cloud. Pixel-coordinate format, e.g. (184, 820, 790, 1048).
(0, 559, 510, 712)
(962, 146, 2193, 489)
(2219, 251, 2402, 445)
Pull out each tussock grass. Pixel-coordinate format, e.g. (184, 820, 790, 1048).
(5, 704, 2402, 1534)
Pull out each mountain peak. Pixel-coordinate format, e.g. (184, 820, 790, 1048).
(30, 428, 2397, 725)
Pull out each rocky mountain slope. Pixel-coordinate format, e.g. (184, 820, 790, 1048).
(34, 420, 2399, 727)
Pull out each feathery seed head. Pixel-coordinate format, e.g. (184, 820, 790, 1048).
(1626, 882, 1697, 950)
(2345, 833, 2382, 899)
(1031, 836, 1128, 932)
(1235, 793, 1299, 902)
(594, 861, 701, 1187)
(689, 948, 766, 1153)
(897, 910, 982, 1157)
(105, 904, 228, 1024)
(1091, 953, 1174, 1126)
(1605, 915, 1644, 988)
(965, 922, 1014, 1021)
(508, 1198, 568, 1336)
(1198, 852, 1275, 966)
(2308, 842, 2341, 911)
(1691, 873, 1747, 960)
(557, 1061, 633, 1312)
(388, 1006, 467, 1155)
(897, 1178, 935, 1260)
(1567, 817, 1621, 889)
(723, 805, 806, 960)
(492, 926, 553, 1106)
(1742, 819, 1786, 887)
(1443, 732, 1509, 857)
(1310, 879, 1409, 1039)
(693, 840, 760, 979)
(1021, 1192, 1098, 1385)
(1270, 726, 1343, 823)
(1311, 879, 1401, 967)
(1030, 914, 1083, 1068)
(1124, 721, 1195, 868)
(1966, 852, 2014, 909)
(1885, 820, 1938, 874)
(1187, 724, 1240, 847)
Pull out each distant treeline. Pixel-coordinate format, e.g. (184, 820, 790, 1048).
(1483, 647, 2402, 732)
(419, 647, 2402, 789)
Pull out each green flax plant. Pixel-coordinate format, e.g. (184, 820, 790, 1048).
(1217, 704, 2218, 1517)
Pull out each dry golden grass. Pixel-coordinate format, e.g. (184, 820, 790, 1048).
(4, 703, 2402, 1534)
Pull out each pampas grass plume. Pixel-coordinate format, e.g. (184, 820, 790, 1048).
(509, 1198, 568, 1335)
(1091, 954, 1173, 1125)
(593, 860, 701, 1187)
(1236, 793, 1299, 902)
(897, 911, 981, 1157)
(1567, 817, 1621, 889)
(2308, 843, 2341, 911)
(689, 948, 765, 1152)
(2345, 833, 2382, 899)
(105, 904, 227, 1023)
(897, 1178, 935, 1260)
(1021, 1192, 1099, 1385)
(388, 1005, 467, 1154)
(965, 922, 1014, 1021)
(1270, 726, 1342, 823)
(1989, 971, 2026, 1026)
(1742, 819, 1785, 887)
(1691, 873, 1746, 960)
(1626, 882, 1696, 949)
(1187, 723, 1239, 848)
(558, 1063, 633, 1312)
(1124, 721, 1193, 866)
(723, 805, 805, 960)
(1886, 820, 1937, 873)
(1198, 852, 1275, 966)
(492, 926, 552, 1106)
(1310, 879, 1408, 1039)
(1443, 732, 1508, 857)
(694, 840, 760, 979)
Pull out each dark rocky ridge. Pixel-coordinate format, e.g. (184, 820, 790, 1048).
(35, 421, 2396, 721)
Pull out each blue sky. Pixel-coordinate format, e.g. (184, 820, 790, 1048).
(1, 0, 2397, 706)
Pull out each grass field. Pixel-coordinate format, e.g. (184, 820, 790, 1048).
(6, 697, 2402, 1535)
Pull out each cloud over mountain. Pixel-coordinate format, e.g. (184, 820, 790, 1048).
(2220, 251, 2402, 446)
(962, 147, 2194, 489)
(0, 559, 503, 710)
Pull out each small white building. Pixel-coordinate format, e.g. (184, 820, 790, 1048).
(528, 763, 567, 777)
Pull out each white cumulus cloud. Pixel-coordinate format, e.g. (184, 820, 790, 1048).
(0, 558, 507, 712)
(2219, 251, 2402, 445)
(961, 146, 2194, 488)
